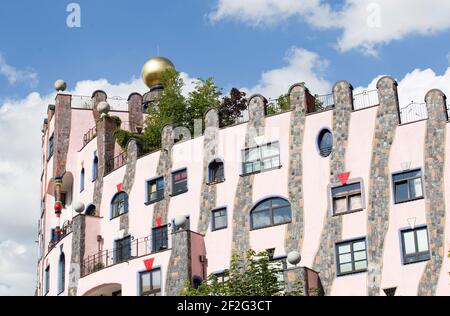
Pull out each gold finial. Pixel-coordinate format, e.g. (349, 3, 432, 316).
(141, 56, 175, 88)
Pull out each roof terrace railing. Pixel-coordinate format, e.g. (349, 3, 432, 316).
(48, 220, 72, 252)
(71, 95, 129, 111)
(399, 102, 428, 125)
(105, 151, 127, 175)
(353, 90, 379, 111)
(314, 93, 335, 112)
(83, 126, 97, 147)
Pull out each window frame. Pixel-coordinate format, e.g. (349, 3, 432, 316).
(317, 129, 333, 158)
(58, 253, 65, 295)
(152, 225, 169, 253)
(80, 168, 85, 192)
(400, 226, 430, 265)
(241, 142, 281, 176)
(146, 177, 164, 204)
(250, 197, 292, 230)
(211, 207, 228, 231)
(208, 159, 225, 184)
(335, 238, 368, 277)
(47, 133, 54, 161)
(139, 268, 162, 296)
(171, 168, 188, 197)
(114, 235, 132, 264)
(92, 155, 99, 182)
(392, 169, 424, 204)
(110, 191, 129, 219)
(330, 181, 364, 216)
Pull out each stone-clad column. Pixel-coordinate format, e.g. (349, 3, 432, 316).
(285, 83, 307, 254)
(53, 93, 72, 178)
(366, 76, 399, 296)
(68, 215, 86, 296)
(418, 89, 447, 296)
(231, 95, 267, 259)
(198, 109, 220, 234)
(128, 93, 144, 133)
(166, 230, 192, 296)
(313, 81, 353, 295)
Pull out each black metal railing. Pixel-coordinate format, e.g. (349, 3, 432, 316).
(353, 90, 379, 110)
(399, 102, 428, 124)
(105, 151, 127, 175)
(83, 126, 97, 147)
(48, 220, 72, 252)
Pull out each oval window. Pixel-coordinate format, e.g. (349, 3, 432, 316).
(318, 129, 333, 157)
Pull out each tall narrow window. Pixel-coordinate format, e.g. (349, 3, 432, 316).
(331, 182, 363, 215)
(140, 268, 162, 296)
(111, 192, 129, 219)
(172, 169, 188, 196)
(48, 134, 54, 160)
(45, 266, 50, 295)
(114, 236, 131, 264)
(147, 177, 164, 204)
(242, 142, 280, 176)
(401, 227, 430, 264)
(250, 197, 291, 230)
(80, 168, 85, 192)
(85, 204, 96, 216)
(152, 226, 168, 252)
(58, 253, 65, 294)
(393, 169, 424, 204)
(92, 155, 99, 181)
(208, 159, 225, 184)
(318, 129, 333, 157)
(212, 208, 227, 231)
(336, 238, 367, 276)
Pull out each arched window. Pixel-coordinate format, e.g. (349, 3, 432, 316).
(208, 159, 225, 184)
(80, 168, 85, 192)
(318, 129, 333, 157)
(85, 204, 96, 216)
(111, 192, 129, 218)
(58, 253, 65, 294)
(250, 197, 292, 230)
(92, 156, 99, 181)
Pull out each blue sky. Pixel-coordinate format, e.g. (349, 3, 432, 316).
(1, 0, 450, 295)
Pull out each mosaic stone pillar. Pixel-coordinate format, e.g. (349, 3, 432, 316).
(53, 93, 72, 178)
(68, 215, 86, 296)
(166, 230, 192, 296)
(231, 95, 267, 259)
(312, 81, 353, 295)
(285, 83, 307, 254)
(198, 108, 220, 234)
(367, 76, 399, 296)
(127, 93, 144, 133)
(418, 89, 447, 296)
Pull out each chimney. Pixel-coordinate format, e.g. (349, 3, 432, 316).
(127, 93, 144, 133)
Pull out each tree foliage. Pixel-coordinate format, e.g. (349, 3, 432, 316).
(219, 88, 248, 127)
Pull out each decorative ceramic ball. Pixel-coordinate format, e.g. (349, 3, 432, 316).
(174, 215, 187, 228)
(54, 80, 67, 92)
(287, 251, 301, 265)
(97, 101, 110, 115)
(54, 201, 63, 212)
(73, 202, 85, 214)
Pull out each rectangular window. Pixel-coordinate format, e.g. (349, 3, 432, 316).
(401, 227, 430, 264)
(336, 238, 368, 276)
(140, 268, 162, 296)
(242, 142, 280, 176)
(331, 182, 363, 215)
(147, 177, 164, 204)
(152, 226, 168, 252)
(48, 134, 54, 160)
(114, 236, 131, 264)
(172, 169, 188, 196)
(212, 208, 227, 231)
(211, 272, 229, 286)
(393, 169, 424, 204)
(45, 266, 50, 295)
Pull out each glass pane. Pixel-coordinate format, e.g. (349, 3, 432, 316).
(141, 273, 151, 293)
(354, 250, 366, 261)
(410, 178, 423, 198)
(261, 143, 279, 158)
(403, 231, 416, 255)
(393, 170, 421, 181)
(273, 206, 291, 224)
(339, 253, 352, 264)
(340, 263, 352, 274)
(245, 148, 259, 162)
(349, 194, 362, 211)
(338, 244, 351, 254)
(353, 241, 366, 252)
(272, 198, 289, 208)
(332, 183, 361, 196)
(333, 197, 347, 214)
(416, 229, 429, 253)
(149, 182, 156, 193)
(395, 181, 409, 202)
(214, 216, 227, 229)
(254, 200, 271, 212)
(152, 270, 161, 289)
(252, 210, 271, 228)
(253, 162, 261, 172)
(354, 260, 367, 270)
(157, 179, 164, 190)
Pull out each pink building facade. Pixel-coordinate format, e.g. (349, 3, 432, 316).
(36, 75, 450, 296)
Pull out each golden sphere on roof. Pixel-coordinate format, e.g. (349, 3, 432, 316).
(141, 56, 175, 88)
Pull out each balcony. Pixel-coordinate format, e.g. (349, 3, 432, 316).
(48, 220, 72, 252)
(353, 90, 379, 111)
(399, 102, 428, 125)
(82, 126, 97, 147)
(105, 151, 127, 175)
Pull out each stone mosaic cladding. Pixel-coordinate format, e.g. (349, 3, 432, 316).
(166, 230, 192, 296)
(151, 125, 174, 227)
(68, 215, 86, 296)
(127, 93, 143, 133)
(53, 94, 72, 178)
(198, 109, 219, 234)
(312, 81, 353, 295)
(366, 77, 399, 296)
(231, 95, 266, 259)
(285, 84, 307, 254)
(418, 90, 447, 296)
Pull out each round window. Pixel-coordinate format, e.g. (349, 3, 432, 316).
(318, 129, 333, 157)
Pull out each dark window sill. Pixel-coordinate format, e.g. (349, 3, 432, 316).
(212, 226, 228, 232)
(207, 179, 226, 186)
(250, 221, 291, 231)
(145, 197, 164, 206)
(170, 189, 188, 197)
(402, 256, 430, 265)
(241, 165, 282, 177)
(110, 212, 129, 221)
(394, 196, 424, 205)
(337, 269, 368, 277)
(332, 208, 364, 217)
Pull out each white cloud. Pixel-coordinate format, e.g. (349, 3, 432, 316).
(242, 47, 332, 99)
(210, 0, 450, 55)
(0, 53, 38, 87)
